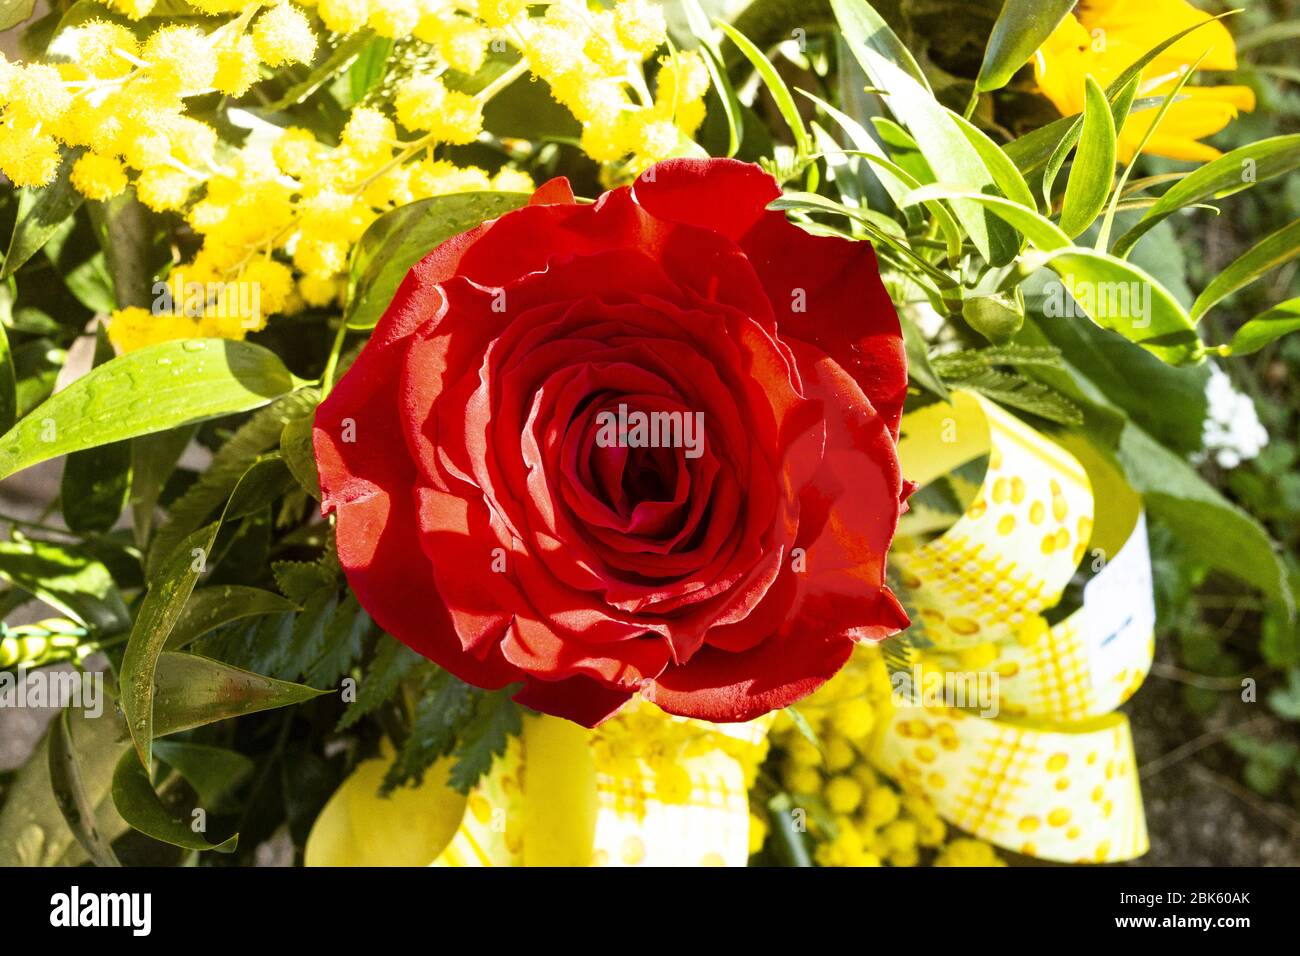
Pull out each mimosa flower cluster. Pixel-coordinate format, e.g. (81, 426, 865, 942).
(0, 0, 710, 353)
(764, 647, 1005, 867)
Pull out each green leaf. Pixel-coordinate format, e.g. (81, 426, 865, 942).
(946, 110, 1037, 212)
(1037, 248, 1202, 365)
(280, 408, 321, 499)
(0, 538, 130, 634)
(111, 749, 237, 853)
(147, 388, 317, 576)
(975, 0, 1076, 93)
(716, 19, 812, 160)
(1191, 218, 1300, 321)
(164, 585, 300, 651)
(831, 0, 1017, 265)
(1058, 77, 1116, 239)
(337, 634, 425, 731)
(0, 319, 15, 434)
(348, 34, 392, 104)
(305, 593, 369, 688)
(0, 339, 298, 482)
(682, 0, 743, 157)
(448, 687, 522, 794)
(151, 651, 328, 738)
(0, 0, 37, 31)
(1097, 53, 1204, 252)
(345, 192, 530, 331)
(1113, 135, 1300, 258)
(0, 703, 129, 867)
(901, 186, 1070, 250)
(61, 324, 132, 534)
(48, 708, 121, 867)
(130, 425, 196, 548)
(152, 740, 255, 812)
(383, 668, 477, 793)
(1223, 297, 1300, 356)
(121, 523, 220, 770)
(956, 368, 1083, 426)
(2, 150, 84, 279)
(265, 29, 376, 109)
(1116, 423, 1290, 612)
(87, 189, 167, 310)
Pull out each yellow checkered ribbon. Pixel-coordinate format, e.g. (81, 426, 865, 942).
(875, 390, 1153, 863)
(306, 712, 771, 867)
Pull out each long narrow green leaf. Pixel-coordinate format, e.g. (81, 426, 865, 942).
(1039, 248, 1203, 365)
(976, 0, 1077, 93)
(49, 709, 121, 867)
(111, 750, 237, 853)
(716, 20, 811, 159)
(1222, 297, 1300, 356)
(1114, 134, 1300, 257)
(831, 0, 1018, 265)
(1191, 218, 1300, 321)
(1097, 53, 1205, 252)
(0, 319, 14, 434)
(151, 652, 328, 738)
(0, 339, 298, 481)
(900, 187, 1071, 251)
(1058, 77, 1116, 238)
(682, 0, 742, 157)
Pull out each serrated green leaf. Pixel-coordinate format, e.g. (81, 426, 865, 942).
(0, 339, 298, 482)
(336, 634, 425, 731)
(1191, 218, 1300, 321)
(384, 669, 477, 793)
(975, 0, 1076, 93)
(448, 688, 522, 794)
(1058, 77, 1116, 239)
(346, 192, 530, 331)
(305, 593, 369, 688)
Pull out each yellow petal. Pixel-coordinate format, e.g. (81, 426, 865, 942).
(1117, 85, 1255, 162)
(1077, 0, 1238, 72)
(305, 752, 468, 866)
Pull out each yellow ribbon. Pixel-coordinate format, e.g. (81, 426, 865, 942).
(874, 390, 1153, 863)
(306, 709, 771, 867)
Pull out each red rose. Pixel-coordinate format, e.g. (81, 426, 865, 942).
(314, 158, 909, 726)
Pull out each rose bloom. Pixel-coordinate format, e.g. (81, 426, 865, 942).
(314, 158, 909, 726)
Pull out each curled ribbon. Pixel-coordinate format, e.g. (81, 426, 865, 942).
(305, 708, 771, 867)
(874, 390, 1153, 863)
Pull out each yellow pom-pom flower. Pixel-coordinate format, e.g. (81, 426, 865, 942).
(214, 36, 262, 97)
(70, 152, 129, 201)
(0, 126, 62, 188)
(253, 4, 318, 67)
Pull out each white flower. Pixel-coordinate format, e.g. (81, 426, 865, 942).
(1199, 362, 1269, 469)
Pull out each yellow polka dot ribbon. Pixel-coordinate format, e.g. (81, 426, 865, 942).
(304, 711, 772, 867)
(875, 390, 1153, 863)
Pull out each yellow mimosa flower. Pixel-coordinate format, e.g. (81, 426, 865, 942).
(1033, 0, 1255, 162)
